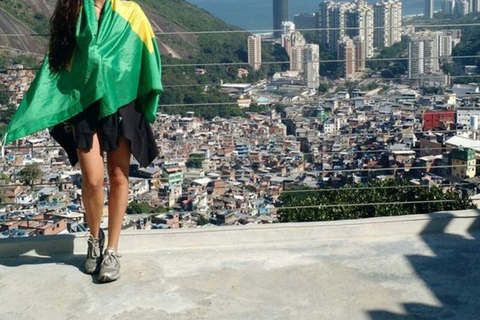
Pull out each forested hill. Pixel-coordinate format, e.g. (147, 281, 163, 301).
(0, 0, 246, 60)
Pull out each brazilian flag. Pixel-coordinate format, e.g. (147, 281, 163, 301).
(1, 0, 162, 150)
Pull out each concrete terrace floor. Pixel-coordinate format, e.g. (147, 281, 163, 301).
(1, 211, 480, 320)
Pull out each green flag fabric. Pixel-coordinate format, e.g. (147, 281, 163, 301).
(1, 0, 162, 154)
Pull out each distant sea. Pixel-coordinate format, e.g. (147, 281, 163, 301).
(186, 0, 441, 31)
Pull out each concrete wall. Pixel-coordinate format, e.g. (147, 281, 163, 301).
(1, 210, 479, 259)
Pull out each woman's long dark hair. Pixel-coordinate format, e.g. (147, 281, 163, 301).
(48, 0, 83, 72)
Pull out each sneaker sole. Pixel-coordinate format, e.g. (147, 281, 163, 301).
(85, 262, 100, 274)
(85, 267, 101, 275)
(85, 255, 103, 274)
(85, 268, 96, 275)
(99, 274, 120, 283)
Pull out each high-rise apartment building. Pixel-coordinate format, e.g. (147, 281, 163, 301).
(303, 44, 321, 91)
(444, 0, 480, 15)
(442, 0, 456, 15)
(282, 21, 306, 60)
(425, 0, 434, 19)
(443, 29, 462, 46)
(435, 32, 453, 57)
(318, 1, 376, 58)
(373, 1, 403, 49)
(273, 0, 289, 39)
(353, 36, 366, 71)
(281, 21, 297, 58)
(409, 31, 439, 79)
(455, 0, 470, 15)
(346, 1, 374, 58)
(473, 0, 480, 12)
(288, 42, 320, 91)
(338, 36, 356, 79)
(294, 13, 317, 30)
(284, 31, 306, 58)
(317, 1, 334, 48)
(290, 46, 304, 72)
(282, 21, 296, 35)
(248, 35, 262, 71)
(282, 35, 293, 58)
(317, 1, 356, 50)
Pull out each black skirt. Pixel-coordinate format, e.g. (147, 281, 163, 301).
(49, 100, 159, 168)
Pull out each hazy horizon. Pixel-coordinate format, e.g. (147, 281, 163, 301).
(186, 0, 440, 31)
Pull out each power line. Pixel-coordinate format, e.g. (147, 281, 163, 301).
(0, 148, 450, 169)
(0, 164, 474, 185)
(276, 199, 457, 210)
(136, 55, 480, 68)
(0, 181, 75, 189)
(0, 199, 461, 224)
(0, 183, 467, 205)
(141, 74, 480, 89)
(1, 72, 479, 88)
(158, 145, 449, 159)
(278, 183, 468, 194)
(144, 164, 472, 178)
(2, 72, 476, 93)
(2, 54, 480, 72)
(153, 100, 454, 109)
(0, 22, 478, 37)
(155, 23, 479, 35)
(0, 45, 43, 57)
(1, 127, 469, 154)
(1, 127, 470, 152)
(2, 145, 450, 155)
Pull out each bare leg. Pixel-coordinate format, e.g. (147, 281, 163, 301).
(106, 136, 131, 250)
(77, 132, 105, 238)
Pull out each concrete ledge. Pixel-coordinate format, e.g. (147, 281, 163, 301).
(1, 210, 479, 258)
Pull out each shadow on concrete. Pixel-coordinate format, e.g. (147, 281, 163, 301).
(0, 234, 86, 275)
(0, 234, 122, 284)
(368, 211, 480, 320)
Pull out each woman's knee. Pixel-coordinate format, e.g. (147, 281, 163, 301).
(108, 166, 129, 188)
(82, 176, 104, 191)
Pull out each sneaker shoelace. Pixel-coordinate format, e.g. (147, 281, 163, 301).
(86, 235, 101, 259)
(102, 250, 122, 267)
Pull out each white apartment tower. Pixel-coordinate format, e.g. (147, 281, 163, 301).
(285, 31, 306, 57)
(282, 35, 293, 58)
(289, 43, 321, 91)
(425, 0, 434, 19)
(373, 1, 403, 49)
(455, 0, 470, 15)
(435, 32, 453, 57)
(248, 35, 262, 71)
(290, 46, 304, 72)
(282, 21, 296, 35)
(318, 1, 399, 53)
(281, 21, 296, 57)
(346, 1, 374, 58)
(303, 44, 320, 91)
(409, 31, 440, 79)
